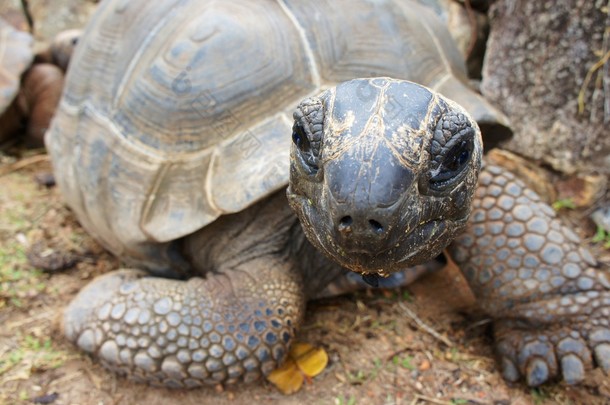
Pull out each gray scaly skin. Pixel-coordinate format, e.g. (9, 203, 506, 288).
(63, 79, 609, 388)
(64, 191, 338, 388)
(449, 165, 610, 386)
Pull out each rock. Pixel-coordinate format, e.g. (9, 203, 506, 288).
(556, 174, 607, 208)
(26, 240, 79, 272)
(481, 0, 609, 175)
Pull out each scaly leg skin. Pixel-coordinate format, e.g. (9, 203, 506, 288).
(448, 163, 610, 386)
(63, 260, 305, 388)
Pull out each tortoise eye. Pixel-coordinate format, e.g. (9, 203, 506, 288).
(457, 149, 470, 166)
(429, 137, 473, 189)
(443, 140, 471, 172)
(291, 98, 324, 174)
(292, 123, 311, 153)
(292, 121, 319, 172)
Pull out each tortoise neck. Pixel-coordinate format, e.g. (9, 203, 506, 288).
(181, 190, 299, 275)
(180, 189, 344, 299)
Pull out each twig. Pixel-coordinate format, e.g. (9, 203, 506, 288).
(413, 394, 454, 405)
(6, 309, 55, 330)
(578, 49, 610, 114)
(464, 317, 492, 331)
(398, 302, 454, 347)
(20, 0, 34, 32)
(0, 154, 49, 177)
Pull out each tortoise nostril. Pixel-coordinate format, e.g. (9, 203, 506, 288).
(340, 216, 353, 226)
(369, 219, 384, 234)
(336, 215, 386, 236)
(337, 216, 353, 233)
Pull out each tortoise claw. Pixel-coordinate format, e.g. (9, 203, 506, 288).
(525, 358, 549, 387)
(495, 322, 610, 386)
(517, 339, 558, 382)
(556, 336, 591, 385)
(500, 356, 520, 383)
(495, 327, 562, 387)
(560, 354, 585, 385)
(593, 343, 610, 372)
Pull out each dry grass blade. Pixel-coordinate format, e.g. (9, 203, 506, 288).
(412, 394, 454, 405)
(0, 154, 49, 177)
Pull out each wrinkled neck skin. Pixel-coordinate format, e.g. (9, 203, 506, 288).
(181, 190, 345, 300)
(287, 78, 482, 278)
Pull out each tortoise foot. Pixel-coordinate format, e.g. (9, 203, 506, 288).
(63, 268, 304, 388)
(495, 315, 610, 386)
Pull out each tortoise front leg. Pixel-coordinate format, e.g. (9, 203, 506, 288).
(63, 259, 304, 388)
(448, 163, 610, 386)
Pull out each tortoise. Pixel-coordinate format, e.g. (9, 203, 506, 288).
(0, 17, 79, 147)
(0, 16, 34, 144)
(46, 0, 609, 389)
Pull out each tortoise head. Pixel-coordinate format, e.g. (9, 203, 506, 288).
(49, 29, 82, 72)
(287, 78, 482, 278)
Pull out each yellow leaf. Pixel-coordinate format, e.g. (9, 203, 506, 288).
(266, 357, 304, 395)
(289, 342, 314, 359)
(267, 343, 329, 394)
(292, 343, 328, 378)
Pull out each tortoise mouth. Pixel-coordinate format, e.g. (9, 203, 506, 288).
(288, 190, 461, 274)
(333, 219, 451, 274)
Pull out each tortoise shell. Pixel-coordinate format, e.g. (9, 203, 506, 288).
(0, 17, 34, 113)
(46, 0, 508, 263)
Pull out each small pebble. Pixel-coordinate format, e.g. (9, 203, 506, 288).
(34, 172, 56, 187)
(32, 392, 59, 404)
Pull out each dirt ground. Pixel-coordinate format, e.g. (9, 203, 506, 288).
(0, 154, 609, 405)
